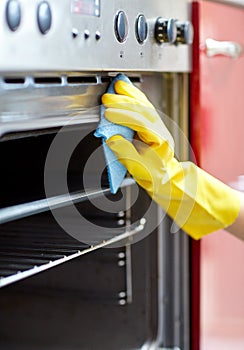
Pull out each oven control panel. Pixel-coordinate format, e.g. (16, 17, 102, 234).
(0, 0, 193, 72)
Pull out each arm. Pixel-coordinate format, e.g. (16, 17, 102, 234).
(103, 79, 242, 240)
(226, 191, 244, 241)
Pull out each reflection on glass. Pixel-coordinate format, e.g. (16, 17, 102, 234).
(71, 0, 100, 17)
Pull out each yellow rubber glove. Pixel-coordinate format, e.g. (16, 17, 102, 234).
(102, 80, 241, 240)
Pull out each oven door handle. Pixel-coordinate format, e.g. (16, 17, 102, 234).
(205, 38, 243, 58)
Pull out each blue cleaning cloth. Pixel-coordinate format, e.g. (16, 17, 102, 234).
(94, 74, 134, 194)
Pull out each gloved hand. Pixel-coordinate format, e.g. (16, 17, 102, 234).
(102, 80, 240, 240)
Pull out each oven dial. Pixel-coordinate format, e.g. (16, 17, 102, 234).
(154, 17, 177, 44)
(114, 11, 128, 43)
(6, 0, 21, 31)
(135, 14, 148, 44)
(176, 21, 194, 44)
(37, 1, 52, 34)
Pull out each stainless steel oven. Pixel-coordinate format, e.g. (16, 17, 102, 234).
(0, 0, 193, 349)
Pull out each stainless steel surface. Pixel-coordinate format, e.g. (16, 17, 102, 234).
(0, 113, 99, 139)
(0, 74, 141, 137)
(140, 343, 182, 350)
(124, 242, 133, 304)
(159, 348, 182, 350)
(205, 38, 243, 58)
(117, 244, 133, 306)
(0, 178, 136, 224)
(0, 217, 146, 288)
(0, 1, 192, 348)
(0, 0, 193, 137)
(0, 75, 103, 118)
(155, 73, 190, 350)
(159, 348, 181, 350)
(0, 0, 192, 73)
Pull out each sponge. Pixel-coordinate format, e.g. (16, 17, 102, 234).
(94, 74, 134, 194)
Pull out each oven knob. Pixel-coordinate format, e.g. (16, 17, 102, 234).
(6, 0, 21, 31)
(154, 17, 177, 44)
(135, 14, 148, 44)
(37, 1, 52, 34)
(176, 21, 194, 44)
(114, 11, 128, 43)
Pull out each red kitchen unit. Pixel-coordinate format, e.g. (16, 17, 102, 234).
(191, 1, 244, 349)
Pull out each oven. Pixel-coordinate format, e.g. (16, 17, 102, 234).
(0, 0, 193, 349)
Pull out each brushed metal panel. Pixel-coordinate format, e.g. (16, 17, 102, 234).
(0, 0, 192, 73)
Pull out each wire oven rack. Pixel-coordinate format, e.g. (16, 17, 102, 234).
(0, 179, 146, 288)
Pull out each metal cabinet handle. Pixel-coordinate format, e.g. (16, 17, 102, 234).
(205, 38, 243, 58)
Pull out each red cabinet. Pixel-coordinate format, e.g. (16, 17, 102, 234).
(191, 1, 244, 349)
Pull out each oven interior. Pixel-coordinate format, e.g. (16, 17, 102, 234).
(0, 72, 190, 350)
